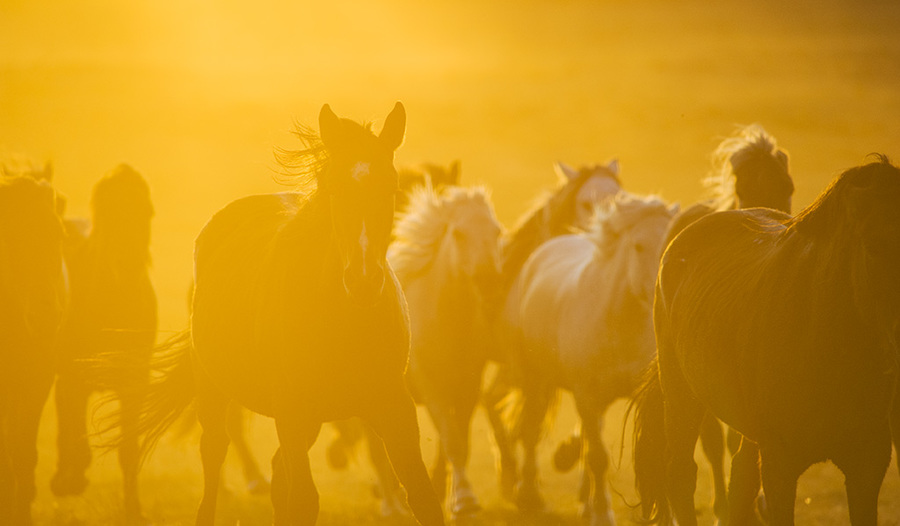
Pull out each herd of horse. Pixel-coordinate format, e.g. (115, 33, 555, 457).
(1, 103, 898, 526)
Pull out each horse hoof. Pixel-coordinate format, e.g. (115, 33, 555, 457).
(514, 483, 544, 512)
(553, 437, 581, 472)
(50, 470, 89, 497)
(247, 477, 271, 495)
(451, 490, 481, 519)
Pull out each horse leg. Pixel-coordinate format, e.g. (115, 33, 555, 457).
(727, 436, 762, 526)
(757, 445, 804, 526)
(9, 371, 54, 525)
(573, 393, 614, 526)
(515, 380, 552, 513)
(699, 414, 729, 525)
(363, 424, 408, 518)
(226, 403, 270, 494)
(365, 383, 445, 526)
(442, 396, 480, 520)
(481, 364, 518, 501)
(833, 427, 891, 526)
(118, 385, 145, 523)
(430, 443, 447, 503)
(273, 417, 321, 525)
(50, 372, 91, 497)
(660, 379, 705, 526)
(195, 382, 230, 526)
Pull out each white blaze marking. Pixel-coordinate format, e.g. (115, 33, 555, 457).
(352, 162, 370, 181)
(359, 222, 369, 274)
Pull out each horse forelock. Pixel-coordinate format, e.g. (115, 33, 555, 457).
(391, 185, 497, 277)
(704, 124, 790, 211)
(587, 194, 673, 255)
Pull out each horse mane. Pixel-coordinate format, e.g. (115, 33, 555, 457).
(274, 119, 375, 194)
(704, 124, 785, 210)
(390, 184, 494, 278)
(587, 192, 672, 256)
(502, 166, 617, 287)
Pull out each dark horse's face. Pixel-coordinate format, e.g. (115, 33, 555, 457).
(734, 149, 794, 213)
(319, 103, 406, 306)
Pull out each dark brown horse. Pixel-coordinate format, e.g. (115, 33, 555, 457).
(0, 175, 67, 525)
(51, 165, 157, 523)
(633, 156, 900, 525)
(133, 103, 444, 525)
(396, 160, 461, 213)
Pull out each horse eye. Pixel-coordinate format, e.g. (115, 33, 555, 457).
(635, 243, 645, 253)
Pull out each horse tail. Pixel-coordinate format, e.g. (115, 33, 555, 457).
(93, 330, 196, 465)
(135, 330, 196, 462)
(628, 357, 669, 524)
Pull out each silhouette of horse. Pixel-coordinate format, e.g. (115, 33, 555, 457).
(502, 193, 676, 525)
(483, 159, 622, 498)
(133, 103, 444, 525)
(660, 124, 793, 523)
(396, 160, 461, 213)
(633, 156, 900, 526)
(50, 164, 157, 522)
(0, 175, 67, 524)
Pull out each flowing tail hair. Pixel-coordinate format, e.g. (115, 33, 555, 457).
(627, 357, 669, 524)
(93, 329, 197, 467)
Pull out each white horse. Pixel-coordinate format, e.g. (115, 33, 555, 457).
(503, 193, 677, 525)
(392, 185, 502, 519)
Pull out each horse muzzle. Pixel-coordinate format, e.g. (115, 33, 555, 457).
(342, 260, 386, 307)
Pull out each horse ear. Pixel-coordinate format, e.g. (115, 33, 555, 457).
(448, 160, 461, 185)
(379, 102, 406, 151)
(42, 161, 54, 182)
(554, 161, 579, 182)
(607, 158, 620, 175)
(319, 104, 341, 149)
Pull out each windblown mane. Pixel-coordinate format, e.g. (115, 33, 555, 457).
(275, 121, 373, 194)
(390, 185, 494, 277)
(704, 124, 784, 210)
(587, 193, 672, 256)
(501, 165, 618, 288)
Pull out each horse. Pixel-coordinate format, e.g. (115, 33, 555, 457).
(482, 159, 623, 498)
(380, 184, 503, 519)
(502, 193, 676, 525)
(0, 175, 67, 524)
(396, 160, 461, 213)
(632, 156, 900, 526)
(50, 164, 157, 523)
(660, 124, 793, 524)
(131, 103, 444, 525)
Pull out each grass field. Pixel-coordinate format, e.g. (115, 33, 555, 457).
(3, 0, 900, 523)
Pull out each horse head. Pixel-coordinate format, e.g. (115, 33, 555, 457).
(0, 176, 66, 333)
(318, 102, 405, 306)
(595, 194, 678, 305)
(554, 159, 622, 231)
(91, 164, 154, 266)
(708, 124, 794, 214)
(444, 188, 503, 288)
